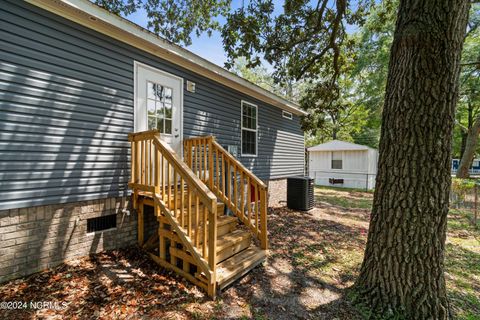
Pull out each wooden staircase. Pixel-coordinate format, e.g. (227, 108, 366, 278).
(128, 130, 268, 298)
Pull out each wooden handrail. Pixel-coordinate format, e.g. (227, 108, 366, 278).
(129, 130, 217, 292)
(184, 136, 268, 249)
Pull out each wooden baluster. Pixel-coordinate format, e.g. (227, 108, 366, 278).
(141, 140, 145, 185)
(247, 176, 252, 222)
(154, 147, 159, 194)
(144, 139, 147, 185)
(187, 187, 192, 237)
(260, 188, 268, 249)
(195, 195, 200, 248)
(254, 183, 259, 235)
(209, 139, 214, 189)
(227, 160, 231, 207)
(198, 139, 202, 179)
(208, 206, 217, 282)
(147, 140, 151, 185)
(233, 165, 238, 214)
(189, 140, 193, 168)
(203, 139, 207, 182)
(149, 140, 153, 186)
(219, 154, 223, 196)
(240, 172, 245, 219)
(215, 147, 220, 193)
(203, 206, 207, 257)
(180, 177, 184, 228)
(135, 140, 140, 184)
(167, 163, 171, 209)
(193, 140, 198, 177)
(173, 168, 178, 218)
(161, 154, 165, 200)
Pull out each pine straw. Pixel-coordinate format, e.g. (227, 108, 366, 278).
(1, 188, 476, 319)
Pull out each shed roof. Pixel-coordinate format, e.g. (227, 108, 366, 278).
(307, 140, 375, 152)
(28, 0, 307, 116)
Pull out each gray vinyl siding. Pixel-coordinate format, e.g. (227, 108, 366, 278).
(0, 0, 305, 210)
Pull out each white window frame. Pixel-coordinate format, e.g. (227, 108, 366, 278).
(241, 100, 258, 157)
(331, 151, 343, 170)
(282, 110, 293, 119)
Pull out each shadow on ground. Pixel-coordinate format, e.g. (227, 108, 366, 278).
(0, 202, 369, 320)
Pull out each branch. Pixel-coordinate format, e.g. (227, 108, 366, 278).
(456, 120, 469, 133)
(461, 61, 480, 67)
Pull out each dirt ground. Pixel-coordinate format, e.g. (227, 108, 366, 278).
(0, 187, 478, 319)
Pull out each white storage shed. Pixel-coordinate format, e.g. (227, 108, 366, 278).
(307, 140, 378, 190)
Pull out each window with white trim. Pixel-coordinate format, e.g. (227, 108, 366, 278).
(282, 110, 293, 119)
(241, 101, 257, 156)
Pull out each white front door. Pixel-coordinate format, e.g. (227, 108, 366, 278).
(134, 62, 183, 154)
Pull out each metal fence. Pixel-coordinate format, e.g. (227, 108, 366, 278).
(450, 183, 479, 226)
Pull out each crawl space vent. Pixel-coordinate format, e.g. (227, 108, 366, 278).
(87, 214, 116, 233)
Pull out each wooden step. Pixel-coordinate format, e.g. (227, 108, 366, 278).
(216, 246, 266, 290)
(215, 216, 238, 237)
(157, 214, 237, 237)
(216, 229, 251, 263)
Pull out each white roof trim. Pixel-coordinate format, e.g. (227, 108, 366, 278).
(307, 140, 375, 151)
(27, 0, 307, 116)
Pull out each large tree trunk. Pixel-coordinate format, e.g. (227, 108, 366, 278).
(354, 0, 470, 318)
(456, 115, 480, 178)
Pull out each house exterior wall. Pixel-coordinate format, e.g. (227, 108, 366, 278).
(308, 150, 377, 190)
(0, 0, 305, 211)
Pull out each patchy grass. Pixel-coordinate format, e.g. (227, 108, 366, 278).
(314, 186, 374, 210)
(445, 209, 480, 320)
(315, 186, 480, 320)
(0, 187, 478, 319)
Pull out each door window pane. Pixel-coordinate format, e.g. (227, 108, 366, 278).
(165, 119, 172, 134)
(147, 82, 156, 100)
(156, 102, 164, 119)
(148, 116, 156, 130)
(147, 81, 173, 135)
(147, 99, 156, 117)
(157, 117, 164, 132)
(164, 103, 172, 119)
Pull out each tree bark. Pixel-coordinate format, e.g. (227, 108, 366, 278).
(354, 0, 470, 318)
(459, 131, 467, 159)
(456, 115, 480, 178)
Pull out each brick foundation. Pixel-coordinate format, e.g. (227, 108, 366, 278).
(0, 197, 141, 283)
(267, 179, 287, 207)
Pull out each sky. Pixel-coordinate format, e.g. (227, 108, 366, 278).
(123, 0, 287, 69)
(125, 9, 228, 67)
